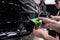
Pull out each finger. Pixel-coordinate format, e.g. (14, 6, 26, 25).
(42, 24, 50, 28)
(38, 17, 44, 20)
(51, 16, 60, 20)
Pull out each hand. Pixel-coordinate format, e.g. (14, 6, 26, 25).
(38, 17, 57, 28)
(38, 17, 54, 24)
(33, 28, 48, 38)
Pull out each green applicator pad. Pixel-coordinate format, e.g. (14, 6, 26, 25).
(30, 18, 42, 25)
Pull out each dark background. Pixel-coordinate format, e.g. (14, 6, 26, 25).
(46, 4, 58, 15)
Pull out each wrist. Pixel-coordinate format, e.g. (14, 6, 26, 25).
(42, 34, 57, 40)
(42, 33, 49, 39)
